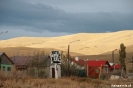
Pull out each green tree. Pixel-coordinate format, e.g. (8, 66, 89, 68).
(119, 43, 126, 72)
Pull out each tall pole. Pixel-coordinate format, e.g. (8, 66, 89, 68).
(132, 56, 133, 70)
(67, 40, 80, 77)
(87, 59, 88, 76)
(112, 51, 114, 63)
(68, 45, 70, 77)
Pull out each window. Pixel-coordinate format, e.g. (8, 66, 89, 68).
(103, 67, 108, 73)
(2, 66, 5, 71)
(96, 68, 99, 73)
(7, 67, 11, 71)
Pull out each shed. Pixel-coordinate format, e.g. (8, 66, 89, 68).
(87, 60, 111, 78)
(0, 52, 14, 76)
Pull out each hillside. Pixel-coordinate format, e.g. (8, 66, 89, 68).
(0, 30, 133, 55)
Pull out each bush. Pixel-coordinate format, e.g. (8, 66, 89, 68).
(78, 69, 86, 77)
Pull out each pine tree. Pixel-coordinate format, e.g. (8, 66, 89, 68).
(119, 43, 126, 71)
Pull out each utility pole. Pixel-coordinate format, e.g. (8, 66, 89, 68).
(67, 40, 80, 77)
(68, 45, 70, 77)
(132, 56, 133, 70)
(112, 49, 117, 72)
(112, 51, 114, 63)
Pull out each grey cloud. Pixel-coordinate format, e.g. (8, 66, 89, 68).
(0, 0, 133, 35)
(31, 0, 133, 13)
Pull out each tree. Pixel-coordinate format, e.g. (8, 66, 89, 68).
(61, 52, 79, 77)
(28, 51, 48, 78)
(119, 43, 126, 72)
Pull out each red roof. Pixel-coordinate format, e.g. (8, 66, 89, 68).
(111, 64, 122, 69)
(72, 58, 87, 66)
(87, 60, 111, 67)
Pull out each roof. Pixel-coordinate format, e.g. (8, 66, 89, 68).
(87, 60, 111, 67)
(10, 56, 33, 65)
(10, 55, 49, 66)
(111, 64, 122, 69)
(72, 58, 87, 66)
(0, 52, 14, 64)
(109, 63, 114, 66)
(0, 52, 4, 56)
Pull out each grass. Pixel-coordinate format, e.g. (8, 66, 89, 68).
(0, 75, 111, 88)
(0, 74, 133, 88)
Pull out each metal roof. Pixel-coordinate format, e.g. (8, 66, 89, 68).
(111, 64, 122, 69)
(72, 58, 87, 66)
(87, 60, 111, 67)
(10, 56, 33, 65)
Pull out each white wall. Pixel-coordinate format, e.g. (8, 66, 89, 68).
(50, 64, 61, 78)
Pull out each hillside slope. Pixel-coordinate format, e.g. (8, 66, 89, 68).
(0, 30, 133, 55)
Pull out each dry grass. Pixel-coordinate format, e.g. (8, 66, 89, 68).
(0, 76, 111, 88)
(1, 74, 133, 88)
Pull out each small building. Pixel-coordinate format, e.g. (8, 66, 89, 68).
(71, 57, 88, 77)
(110, 64, 122, 71)
(72, 57, 87, 69)
(0, 52, 14, 76)
(10, 56, 33, 71)
(10, 55, 50, 78)
(87, 60, 111, 78)
(49, 64, 61, 78)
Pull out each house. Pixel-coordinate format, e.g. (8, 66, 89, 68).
(72, 57, 87, 69)
(10, 56, 33, 71)
(87, 60, 111, 78)
(10, 55, 51, 78)
(72, 58, 113, 78)
(110, 64, 122, 71)
(71, 57, 88, 77)
(0, 52, 14, 76)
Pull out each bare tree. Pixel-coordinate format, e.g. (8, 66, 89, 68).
(28, 51, 48, 78)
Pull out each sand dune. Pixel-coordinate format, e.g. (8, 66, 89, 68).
(0, 30, 133, 55)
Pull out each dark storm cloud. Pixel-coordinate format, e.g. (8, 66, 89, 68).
(0, 0, 133, 34)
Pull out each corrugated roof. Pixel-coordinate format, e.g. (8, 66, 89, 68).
(111, 64, 122, 69)
(87, 60, 110, 67)
(10, 55, 49, 65)
(72, 58, 87, 66)
(10, 56, 33, 65)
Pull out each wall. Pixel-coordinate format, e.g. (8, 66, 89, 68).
(50, 64, 61, 78)
(1, 64, 15, 76)
(0, 53, 15, 76)
(88, 66, 100, 78)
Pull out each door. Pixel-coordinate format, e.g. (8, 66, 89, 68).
(52, 68, 55, 78)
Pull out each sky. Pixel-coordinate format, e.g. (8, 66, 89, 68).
(0, 0, 133, 40)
